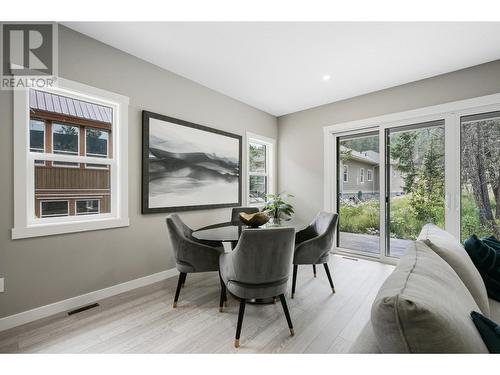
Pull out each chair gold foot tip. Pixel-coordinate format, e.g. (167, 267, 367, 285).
(332, 288, 336, 293)
(290, 328, 295, 336)
(173, 302, 177, 308)
(234, 339, 240, 348)
(219, 307, 223, 312)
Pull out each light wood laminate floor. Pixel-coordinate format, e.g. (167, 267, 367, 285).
(0, 255, 393, 353)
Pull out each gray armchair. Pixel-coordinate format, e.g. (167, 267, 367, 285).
(166, 214, 225, 308)
(292, 212, 338, 298)
(230, 206, 259, 225)
(219, 227, 296, 348)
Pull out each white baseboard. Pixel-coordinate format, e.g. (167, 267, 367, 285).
(0, 267, 178, 332)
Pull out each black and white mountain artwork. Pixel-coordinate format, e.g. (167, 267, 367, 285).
(147, 117, 240, 209)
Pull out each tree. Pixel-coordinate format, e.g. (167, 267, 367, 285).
(390, 132, 418, 193)
(461, 119, 500, 237)
(409, 129, 445, 225)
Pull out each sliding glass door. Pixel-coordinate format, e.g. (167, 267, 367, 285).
(336, 131, 380, 256)
(330, 97, 500, 261)
(385, 121, 445, 257)
(334, 121, 446, 259)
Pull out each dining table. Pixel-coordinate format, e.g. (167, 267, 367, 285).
(192, 219, 306, 304)
(192, 220, 305, 244)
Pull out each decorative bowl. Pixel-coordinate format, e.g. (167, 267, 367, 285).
(239, 212, 270, 228)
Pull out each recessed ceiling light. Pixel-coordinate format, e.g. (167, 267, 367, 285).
(322, 74, 331, 81)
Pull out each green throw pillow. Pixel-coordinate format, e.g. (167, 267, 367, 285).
(483, 235, 500, 251)
(471, 311, 500, 353)
(464, 235, 500, 301)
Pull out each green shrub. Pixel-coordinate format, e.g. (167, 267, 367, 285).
(340, 193, 498, 242)
(339, 200, 379, 234)
(460, 193, 498, 241)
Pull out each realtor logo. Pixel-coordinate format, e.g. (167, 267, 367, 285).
(1, 22, 57, 89)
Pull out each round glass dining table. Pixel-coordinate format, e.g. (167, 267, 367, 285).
(192, 220, 305, 304)
(192, 220, 305, 243)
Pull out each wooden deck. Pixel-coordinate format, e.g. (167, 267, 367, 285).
(339, 232, 411, 258)
(0, 255, 394, 354)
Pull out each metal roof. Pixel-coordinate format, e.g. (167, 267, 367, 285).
(30, 89, 112, 124)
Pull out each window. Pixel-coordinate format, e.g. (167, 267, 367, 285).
(53, 123, 79, 154)
(40, 200, 69, 218)
(12, 78, 129, 239)
(367, 169, 373, 181)
(360, 168, 365, 183)
(343, 165, 348, 182)
(86, 128, 109, 169)
(30, 120, 45, 166)
(76, 199, 100, 215)
(30, 120, 45, 152)
(247, 133, 275, 206)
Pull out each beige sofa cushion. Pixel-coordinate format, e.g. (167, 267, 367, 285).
(371, 240, 488, 353)
(417, 224, 490, 317)
(489, 298, 500, 322)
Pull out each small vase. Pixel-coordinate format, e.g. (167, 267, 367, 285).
(270, 217, 281, 225)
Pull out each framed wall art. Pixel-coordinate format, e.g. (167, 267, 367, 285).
(142, 111, 242, 213)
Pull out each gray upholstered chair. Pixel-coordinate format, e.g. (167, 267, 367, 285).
(166, 214, 225, 308)
(219, 227, 296, 348)
(291, 212, 338, 298)
(230, 206, 259, 225)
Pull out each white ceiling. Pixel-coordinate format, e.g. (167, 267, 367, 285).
(63, 22, 500, 116)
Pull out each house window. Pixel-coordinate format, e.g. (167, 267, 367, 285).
(247, 133, 275, 206)
(12, 79, 130, 239)
(360, 168, 365, 183)
(343, 165, 348, 182)
(30, 120, 46, 166)
(40, 200, 69, 218)
(367, 169, 373, 181)
(86, 128, 109, 169)
(52, 123, 79, 155)
(30, 120, 45, 152)
(76, 199, 100, 215)
(52, 123, 79, 167)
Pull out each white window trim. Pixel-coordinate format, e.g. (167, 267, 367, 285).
(367, 169, 373, 182)
(360, 168, 365, 183)
(12, 77, 129, 239)
(246, 132, 276, 207)
(75, 199, 101, 216)
(40, 200, 69, 218)
(323, 91, 500, 265)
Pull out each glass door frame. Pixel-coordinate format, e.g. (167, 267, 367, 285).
(384, 119, 447, 258)
(323, 94, 500, 265)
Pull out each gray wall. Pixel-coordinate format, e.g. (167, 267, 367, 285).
(0, 26, 277, 318)
(277, 59, 500, 224)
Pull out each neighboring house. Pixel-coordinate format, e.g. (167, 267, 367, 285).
(340, 147, 404, 200)
(30, 90, 112, 218)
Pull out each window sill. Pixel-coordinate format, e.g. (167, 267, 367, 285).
(11, 217, 129, 239)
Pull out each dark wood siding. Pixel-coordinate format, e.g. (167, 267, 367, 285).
(35, 166, 110, 189)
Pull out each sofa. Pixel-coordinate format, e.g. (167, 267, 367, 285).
(350, 224, 499, 353)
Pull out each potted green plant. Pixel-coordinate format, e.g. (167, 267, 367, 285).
(263, 192, 294, 223)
